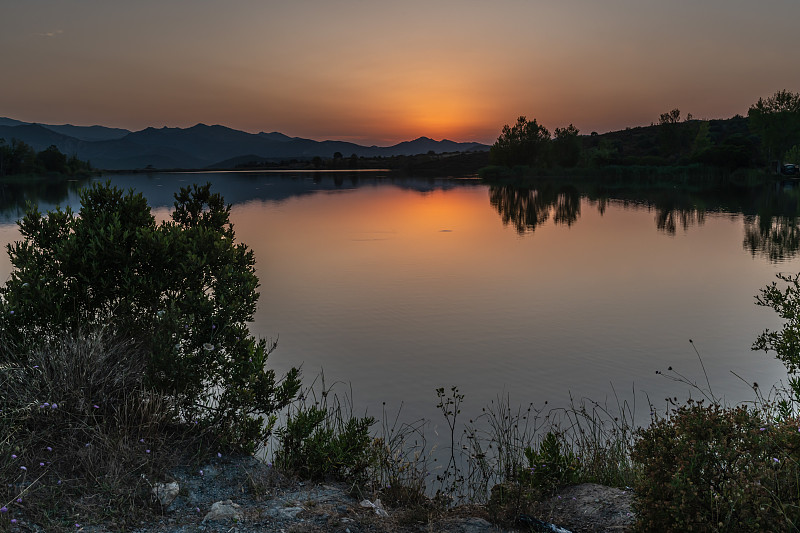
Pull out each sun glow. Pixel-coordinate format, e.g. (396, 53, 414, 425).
(387, 89, 483, 142)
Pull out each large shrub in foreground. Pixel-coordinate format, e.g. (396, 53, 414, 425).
(633, 402, 800, 532)
(0, 182, 300, 450)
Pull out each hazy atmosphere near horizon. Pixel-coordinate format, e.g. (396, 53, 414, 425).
(3, 0, 800, 145)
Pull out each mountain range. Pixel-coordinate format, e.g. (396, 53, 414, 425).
(0, 118, 490, 170)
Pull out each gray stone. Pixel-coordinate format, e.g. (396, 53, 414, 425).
(460, 518, 494, 533)
(359, 498, 389, 517)
(201, 500, 242, 523)
(151, 482, 180, 508)
(278, 506, 304, 519)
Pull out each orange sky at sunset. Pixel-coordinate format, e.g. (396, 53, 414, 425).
(3, 0, 800, 145)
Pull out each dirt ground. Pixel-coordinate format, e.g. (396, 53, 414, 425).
(10, 455, 634, 533)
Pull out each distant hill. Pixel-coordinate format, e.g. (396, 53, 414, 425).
(0, 118, 490, 170)
(0, 118, 130, 142)
(0, 124, 83, 154)
(41, 123, 130, 142)
(0, 118, 28, 127)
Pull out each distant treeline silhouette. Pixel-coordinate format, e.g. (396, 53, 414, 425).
(487, 90, 800, 173)
(0, 138, 93, 178)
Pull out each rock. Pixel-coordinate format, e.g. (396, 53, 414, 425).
(359, 498, 389, 517)
(460, 517, 495, 533)
(519, 514, 573, 532)
(151, 482, 180, 508)
(202, 499, 242, 523)
(278, 506, 304, 519)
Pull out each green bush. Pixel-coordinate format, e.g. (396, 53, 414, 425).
(275, 403, 375, 484)
(0, 181, 300, 451)
(633, 402, 800, 532)
(519, 431, 580, 494)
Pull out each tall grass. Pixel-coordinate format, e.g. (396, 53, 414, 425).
(267, 376, 638, 519)
(0, 328, 207, 531)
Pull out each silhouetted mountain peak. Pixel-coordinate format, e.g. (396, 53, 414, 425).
(258, 131, 295, 142)
(0, 116, 491, 170)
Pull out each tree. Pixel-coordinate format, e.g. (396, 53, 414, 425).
(1, 138, 37, 176)
(748, 90, 800, 168)
(658, 108, 682, 125)
(753, 272, 800, 400)
(690, 121, 712, 161)
(489, 116, 551, 167)
(36, 144, 68, 173)
(784, 144, 800, 165)
(552, 124, 581, 167)
(657, 108, 699, 160)
(0, 182, 300, 450)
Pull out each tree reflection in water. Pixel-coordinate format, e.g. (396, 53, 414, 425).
(744, 216, 800, 263)
(489, 179, 800, 263)
(0, 177, 91, 222)
(654, 207, 706, 235)
(488, 184, 580, 235)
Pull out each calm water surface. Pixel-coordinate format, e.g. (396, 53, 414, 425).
(0, 171, 797, 429)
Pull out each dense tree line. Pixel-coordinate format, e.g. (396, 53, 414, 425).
(0, 138, 92, 177)
(489, 90, 800, 172)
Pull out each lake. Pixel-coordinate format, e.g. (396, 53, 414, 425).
(0, 171, 798, 434)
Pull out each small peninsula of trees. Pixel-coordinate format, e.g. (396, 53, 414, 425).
(488, 90, 800, 175)
(0, 139, 93, 177)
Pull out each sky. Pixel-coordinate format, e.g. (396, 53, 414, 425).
(2, 0, 800, 146)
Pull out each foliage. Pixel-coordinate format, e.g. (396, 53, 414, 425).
(0, 182, 300, 451)
(274, 383, 376, 485)
(519, 432, 579, 494)
(658, 108, 697, 159)
(0, 140, 91, 177)
(371, 404, 431, 511)
(633, 401, 800, 532)
(489, 116, 550, 168)
(785, 144, 800, 165)
(658, 108, 683, 125)
(748, 89, 800, 163)
(691, 120, 712, 157)
(0, 329, 186, 531)
(552, 124, 581, 167)
(753, 272, 800, 400)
